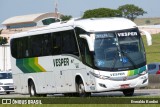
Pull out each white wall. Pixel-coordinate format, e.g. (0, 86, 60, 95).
(0, 46, 11, 71)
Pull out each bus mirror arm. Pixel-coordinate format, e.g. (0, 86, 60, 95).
(140, 30, 152, 46)
(79, 34, 94, 51)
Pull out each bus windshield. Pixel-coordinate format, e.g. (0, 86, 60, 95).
(94, 28, 146, 71)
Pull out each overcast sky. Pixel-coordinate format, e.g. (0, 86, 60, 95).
(0, 0, 160, 24)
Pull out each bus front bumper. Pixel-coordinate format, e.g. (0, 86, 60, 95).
(93, 74, 148, 92)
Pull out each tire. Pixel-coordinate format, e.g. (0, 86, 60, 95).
(64, 93, 78, 97)
(28, 81, 38, 97)
(77, 79, 91, 97)
(6, 92, 10, 94)
(123, 88, 134, 96)
(39, 94, 47, 97)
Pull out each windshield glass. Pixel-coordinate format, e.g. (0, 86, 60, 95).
(0, 73, 12, 79)
(94, 28, 146, 71)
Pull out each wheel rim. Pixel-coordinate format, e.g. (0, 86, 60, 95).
(30, 85, 35, 96)
(79, 84, 85, 94)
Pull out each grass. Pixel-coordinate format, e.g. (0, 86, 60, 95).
(142, 33, 160, 64)
(134, 17, 160, 25)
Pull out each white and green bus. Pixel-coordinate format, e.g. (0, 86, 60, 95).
(10, 18, 152, 97)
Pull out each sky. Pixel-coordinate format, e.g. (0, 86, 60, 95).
(0, 0, 160, 25)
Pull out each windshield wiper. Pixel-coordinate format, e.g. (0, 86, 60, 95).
(111, 50, 138, 71)
(121, 51, 138, 69)
(111, 52, 120, 71)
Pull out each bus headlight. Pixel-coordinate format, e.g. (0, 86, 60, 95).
(139, 71, 147, 75)
(89, 71, 110, 80)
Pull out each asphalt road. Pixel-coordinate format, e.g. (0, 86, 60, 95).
(0, 89, 159, 98)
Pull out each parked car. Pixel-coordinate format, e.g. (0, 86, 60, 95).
(147, 63, 160, 74)
(0, 71, 14, 94)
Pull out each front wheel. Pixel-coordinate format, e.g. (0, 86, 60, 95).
(123, 88, 134, 96)
(77, 80, 91, 97)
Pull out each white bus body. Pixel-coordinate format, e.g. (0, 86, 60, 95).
(10, 18, 151, 97)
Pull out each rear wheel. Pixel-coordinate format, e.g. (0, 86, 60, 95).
(123, 88, 134, 96)
(77, 79, 91, 97)
(28, 81, 38, 97)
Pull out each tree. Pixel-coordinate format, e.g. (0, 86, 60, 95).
(145, 20, 151, 24)
(82, 8, 122, 18)
(118, 4, 147, 21)
(60, 15, 72, 21)
(0, 36, 8, 45)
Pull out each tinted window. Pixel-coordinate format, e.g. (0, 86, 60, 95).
(52, 30, 79, 56)
(42, 34, 52, 56)
(11, 30, 79, 58)
(30, 35, 43, 57)
(0, 73, 12, 79)
(42, 18, 60, 25)
(62, 30, 79, 56)
(11, 39, 18, 58)
(148, 64, 156, 70)
(52, 32, 62, 55)
(7, 23, 36, 29)
(79, 38, 94, 67)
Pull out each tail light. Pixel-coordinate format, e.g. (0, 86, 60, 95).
(156, 65, 160, 74)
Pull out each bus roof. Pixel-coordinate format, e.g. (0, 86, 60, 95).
(11, 18, 137, 39)
(74, 18, 137, 32)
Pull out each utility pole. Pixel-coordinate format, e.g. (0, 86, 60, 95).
(55, 0, 58, 19)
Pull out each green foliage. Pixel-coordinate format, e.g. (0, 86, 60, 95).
(60, 15, 72, 21)
(145, 20, 151, 24)
(118, 4, 147, 21)
(82, 8, 122, 18)
(0, 36, 8, 45)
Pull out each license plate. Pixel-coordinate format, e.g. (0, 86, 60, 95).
(9, 86, 14, 88)
(120, 84, 129, 89)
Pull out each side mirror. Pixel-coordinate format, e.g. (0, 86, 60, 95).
(79, 34, 94, 51)
(140, 30, 152, 46)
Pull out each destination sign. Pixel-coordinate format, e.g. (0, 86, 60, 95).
(117, 32, 138, 37)
(95, 33, 114, 39)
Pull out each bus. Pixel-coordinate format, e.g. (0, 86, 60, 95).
(10, 18, 152, 97)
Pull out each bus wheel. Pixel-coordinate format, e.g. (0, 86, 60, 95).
(123, 88, 134, 96)
(77, 80, 91, 97)
(6, 92, 10, 94)
(29, 81, 37, 97)
(38, 94, 47, 97)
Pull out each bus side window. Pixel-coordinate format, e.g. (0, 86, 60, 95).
(52, 32, 62, 55)
(31, 36, 43, 57)
(22, 37, 29, 58)
(11, 39, 18, 58)
(79, 38, 93, 67)
(17, 38, 23, 58)
(61, 30, 79, 56)
(42, 33, 52, 56)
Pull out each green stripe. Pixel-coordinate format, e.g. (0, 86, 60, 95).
(24, 58, 35, 73)
(16, 58, 46, 73)
(16, 59, 30, 73)
(127, 66, 146, 76)
(28, 58, 38, 72)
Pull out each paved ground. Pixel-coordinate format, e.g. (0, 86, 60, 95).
(0, 89, 159, 98)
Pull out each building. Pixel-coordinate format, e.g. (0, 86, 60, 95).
(0, 12, 62, 71)
(1, 12, 62, 38)
(0, 45, 10, 71)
